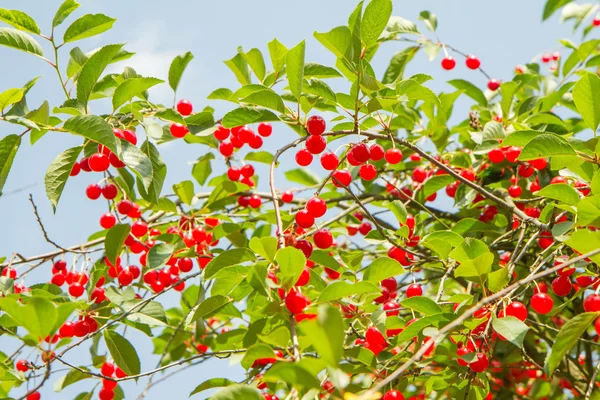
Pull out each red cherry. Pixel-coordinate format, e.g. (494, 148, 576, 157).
(54, 260, 67, 271)
(86, 184, 102, 200)
(505, 146, 521, 163)
(214, 125, 230, 141)
(306, 135, 326, 154)
(91, 287, 106, 303)
(59, 322, 75, 338)
(508, 185, 522, 198)
(257, 122, 272, 137)
(296, 267, 311, 286)
(117, 269, 133, 286)
(109, 153, 125, 168)
(219, 141, 234, 157)
(178, 258, 193, 273)
(412, 167, 427, 183)
(306, 197, 327, 218)
(295, 210, 315, 228)
(529, 158, 547, 170)
(584, 294, 600, 312)
(170, 123, 189, 138)
(365, 326, 386, 348)
(488, 148, 504, 163)
(227, 166, 241, 181)
(456, 346, 472, 366)
(285, 289, 310, 314)
(369, 144, 385, 161)
(530, 293, 553, 314)
(101, 184, 118, 200)
(249, 195, 262, 209)
(593, 16, 600, 26)
(465, 55, 481, 70)
(517, 164, 535, 178)
(237, 127, 255, 143)
(68, 283, 85, 297)
(236, 166, 253, 180)
(295, 240, 313, 258)
(281, 191, 293, 203)
(89, 153, 110, 172)
(332, 169, 352, 187)
(358, 221, 372, 235)
(306, 115, 326, 135)
(505, 301, 528, 321)
(469, 353, 489, 372)
(320, 152, 339, 170)
(295, 149, 313, 166)
(101, 362, 115, 377)
(122, 129, 137, 145)
(131, 221, 148, 237)
(359, 164, 377, 181)
(382, 389, 404, 400)
(552, 275, 572, 297)
(350, 143, 370, 164)
(249, 134, 263, 149)
(70, 161, 81, 176)
(441, 56, 456, 70)
(16, 359, 29, 372)
(385, 148, 403, 164)
(383, 301, 400, 316)
(487, 79, 500, 91)
(99, 388, 114, 400)
(26, 391, 41, 400)
(406, 284, 422, 298)
(313, 229, 333, 249)
(99, 213, 116, 229)
(177, 99, 193, 116)
(460, 169, 476, 182)
(79, 157, 91, 172)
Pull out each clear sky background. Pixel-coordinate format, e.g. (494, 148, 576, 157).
(0, 0, 586, 399)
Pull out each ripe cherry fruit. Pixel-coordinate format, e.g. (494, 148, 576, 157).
(89, 153, 110, 172)
(285, 289, 310, 314)
(86, 184, 102, 200)
(295, 210, 315, 228)
(313, 229, 333, 249)
(306, 197, 327, 218)
(530, 292, 553, 314)
(170, 123, 189, 138)
(306, 135, 327, 154)
(306, 115, 326, 135)
(295, 149, 313, 166)
(176, 99, 193, 116)
(488, 148, 504, 163)
(99, 213, 116, 229)
(332, 169, 352, 187)
(382, 389, 404, 400)
(257, 122, 272, 137)
(320, 152, 339, 170)
(359, 164, 377, 181)
(465, 55, 481, 70)
(385, 148, 403, 164)
(406, 283, 422, 298)
(584, 294, 600, 312)
(487, 79, 500, 91)
(469, 353, 489, 373)
(441, 56, 456, 70)
(504, 301, 528, 321)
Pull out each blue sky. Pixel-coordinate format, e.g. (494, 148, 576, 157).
(0, 0, 582, 398)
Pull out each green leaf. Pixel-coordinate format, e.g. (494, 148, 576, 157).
(0, 296, 57, 338)
(210, 385, 263, 400)
(518, 134, 576, 161)
(419, 10, 437, 31)
(381, 200, 407, 224)
(241, 344, 275, 370)
(44, 146, 82, 210)
(565, 230, 600, 265)
(240, 90, 285, 113)
(448, 79, 488, 107)
(492, 316, 529, 348)
(112, 77, 163, 110)
(192, 153, 213, 186)
(286, 40, 306, 100)
(268, 38, 288, 75)
(487, 267, 509, 293)
(63, 115, 118, 152)
(204, 248, 256, 278)
(573, 73, 600, 133)
(275, 247, 306, 290)
(104, 330, 141, 376)
(543, 0, 571, 20)
(118, 140, 153, 191)
(224, 52, 251, 85)
(302, 305, 344, 366)
(147, 243, 174, 269)
(304, 63, 342, 78)
(168, 51, 194, 93)
(189, 378, 235, 397)
(400, 297, 442, 316)
(262, 362, 321, 389)
(450, 238, 493, 283)
(173, 180, 195, 205)
(249, 237, 277, 262)
(63, 14, 116, 43)
(0, 88, 24, 112)
(535, 183, 580, 206)
(397, 79, 440, 105)
(421, 175, 454, 199)
(318, 281, 381, 302)
(76, 43, 125, 110)
(221, 106, 278, 129)
(578, 196, 600, 227)
(314, 26, 352, 61)
(361, 0, 392, 47)
(241, 48, 266, 82)
(104, 224, 130, 266)
(363, 256, 404, 283)
(0, 134, 20, 196)
(0, 9, 40, 34)
(53, 0, 80, 27)
(193, 295, 230, 320)
(382, 46, 419, 84)
(545, 312, 598, 375)
(0, 27, 43, 57)
(54, 367, 91, 392)
(284, 168, 320, 186)
(245, 151, 274, 165)
(138, 140, 166, 203)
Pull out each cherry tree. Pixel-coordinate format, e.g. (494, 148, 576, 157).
(1, 0, 600, 399)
